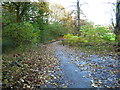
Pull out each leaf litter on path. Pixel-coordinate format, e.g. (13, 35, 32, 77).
(2, 44, 67, 89)
(2, 43, 120, 89)
(51, 43, 120, 88)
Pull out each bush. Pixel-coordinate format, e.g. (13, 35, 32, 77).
(42, 22, 68, 42)
(100, 33, 116, 42)
(3, 22, 37, 46)
(63, 23, 116, 46)
(63, 34, 73, 39)
(63, 34, 88, 45)
(2, 38, 15, 53)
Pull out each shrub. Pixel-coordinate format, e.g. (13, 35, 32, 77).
(63, 24, 116, 46)
(63, 34, 73, 39)
(63, 34, 88, 45)
(3, 22, 35, 46)
(100, 33, 116, 42)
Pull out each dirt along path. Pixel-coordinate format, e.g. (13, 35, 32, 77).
(47, 41, 120, 88)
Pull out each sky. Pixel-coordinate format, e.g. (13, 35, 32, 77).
(48, 0, 116, 25)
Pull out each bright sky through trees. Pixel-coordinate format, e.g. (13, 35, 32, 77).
(49, 0, 116, 25)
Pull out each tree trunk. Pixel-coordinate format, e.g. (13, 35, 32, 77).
(16, 5, 21, 22)
(115, 0, 120, 51)
(77, 0, 81, 36)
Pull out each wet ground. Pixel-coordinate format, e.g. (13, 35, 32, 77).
(48, 42, 120, 88)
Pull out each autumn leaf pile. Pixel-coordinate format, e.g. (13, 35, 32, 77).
(2, 44, 61, 89)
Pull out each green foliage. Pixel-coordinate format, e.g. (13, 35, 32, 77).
(2, 2, 74, 50)
(63, 22, 116, 46)
(2, 9, 16, 25)
(42, 22, 68, 42)
(100, 33, 116, 42)
(68, 36, 79, 44)
(2, 2, 50, 52)
(95, 27, 116, 42)
(2, 38, 14, 53)
(63, 34, 88, 45)
(63, 34, 73, 39)
(3, 22, 35, 46)
(80, 24, 115, 44)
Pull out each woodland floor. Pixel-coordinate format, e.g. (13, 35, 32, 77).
(2, 41, 120, 89)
